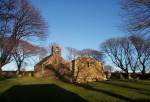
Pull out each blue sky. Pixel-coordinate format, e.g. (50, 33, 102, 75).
(31, 0, 124, 52)
(3, 0, 125, 70)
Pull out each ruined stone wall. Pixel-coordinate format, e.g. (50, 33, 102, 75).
(72, 57, 105, 83)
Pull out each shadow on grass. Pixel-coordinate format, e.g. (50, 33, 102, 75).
(117, 80, 150, 86)
(77, 84, 133, 102)
(100, 81, 150, 96)
(0, 77, 7, 81)
(77, 84, 150, 102)
(0, 84, 88, 102)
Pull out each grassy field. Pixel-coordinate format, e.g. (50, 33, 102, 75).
(0, 77, 150, 102)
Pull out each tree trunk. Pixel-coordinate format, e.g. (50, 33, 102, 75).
(141, 65, 146, 79)
(17, 63, 22, 75)
(132, 70, 136, 78)
(132, 70, 135, 74)
(0, 63, 4, 76)
(0, 67, 2, 76)
(125, 69, 129, 79)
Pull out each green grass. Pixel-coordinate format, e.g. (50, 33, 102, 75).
(0, 77, 150, 102)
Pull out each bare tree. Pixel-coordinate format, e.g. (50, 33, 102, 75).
(66, 47, 103, 62)
(121, 0, 150, 37)
(121, 37, 139, 75)
(101, 36, 150, 77)
(0, 0, 47, 71)
(38, 47, 47, 61)
(0, 37, 13, 70)
(13, 40, 43, 74)
(66, 47, 79, 61)
(101, 37, 132, 75)
(104, 65, 113, 72)
(129, 35, 150, 76)
(79, 49, 104, 61)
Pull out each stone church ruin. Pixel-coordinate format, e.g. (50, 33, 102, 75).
(34, 44, 105, 83)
